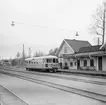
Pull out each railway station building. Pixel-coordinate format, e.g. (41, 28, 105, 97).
(56, 39, 106, 71)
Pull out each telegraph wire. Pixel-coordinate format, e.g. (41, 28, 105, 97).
(11, 21, 74, 32)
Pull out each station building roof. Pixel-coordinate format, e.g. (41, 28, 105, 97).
(64, 39, 91, 53)
(56, 39, 91, 56)
(78, 45, 103, 53)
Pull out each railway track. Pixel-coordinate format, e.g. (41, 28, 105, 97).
(27, 70, 106, 86)
(1, 67, 106, 86)
(0, 69, 106, 103)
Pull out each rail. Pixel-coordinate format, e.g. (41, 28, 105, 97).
(0, 69, 106, 103)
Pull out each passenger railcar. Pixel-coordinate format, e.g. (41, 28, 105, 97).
(25, 55, 58, 72)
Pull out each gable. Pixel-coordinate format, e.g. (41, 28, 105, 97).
(57, 41, 74, 57)
(65, 39, 91, 52)
(56, 39, 92, 57)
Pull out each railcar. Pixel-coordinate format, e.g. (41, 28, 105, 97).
(25, 55, 58, 72)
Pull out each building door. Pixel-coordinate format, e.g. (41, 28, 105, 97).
(64, 62, 68, 69)
(59, 63, 62, 69)
(98, 56, 102, 71)
(77, 60, 80, 69)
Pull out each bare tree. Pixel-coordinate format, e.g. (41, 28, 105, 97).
(49, 48, 58, 56)
(16, 52, 21, 58)
(89, 3, 106, 45)
(33, 51, 44, 57)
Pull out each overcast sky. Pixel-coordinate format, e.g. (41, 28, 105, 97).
(0, 0, 104, 59)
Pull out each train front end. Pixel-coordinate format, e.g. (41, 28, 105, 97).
(45, 57, 59, 72)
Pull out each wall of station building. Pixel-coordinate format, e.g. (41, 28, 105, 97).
(60, 56, 98, 70)
(64, 57, 97, 70)
(59, 55, 106, 71)
(102, 56, 106, 71)
(58, 57, 77, 69)
(57, 40, 106, 71)
(63, 58, 77, 69)
(78, 57, 98, 70)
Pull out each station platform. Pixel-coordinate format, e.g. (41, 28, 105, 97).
(1, 66, 106, 77)
(58, 69, 106, 77)
(0, 85, 28, 105)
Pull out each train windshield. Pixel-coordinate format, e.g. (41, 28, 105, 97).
(53, 58, 58, 63)
(56, 59, 58, 63)
(46, 58, 58, 63)
(46, 59, 52, 63)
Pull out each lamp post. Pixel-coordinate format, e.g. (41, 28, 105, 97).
(11, 21, 25, 66)
(73, 31, 79, 40)
(75, 31, 79, 36)
(11, 21, 15, 27)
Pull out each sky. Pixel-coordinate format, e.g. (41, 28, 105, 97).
(0, 0, 104, 59)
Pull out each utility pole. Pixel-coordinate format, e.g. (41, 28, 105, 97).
(28, 47, 31, 58)
(22, 44, 25, 66)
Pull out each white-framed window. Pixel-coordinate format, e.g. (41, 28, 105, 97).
(70, 62, 73, 67)
(83, 60, 87, 66)
(64, 47, 68, 53)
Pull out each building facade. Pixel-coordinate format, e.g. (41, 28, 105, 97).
(56, 39, 106, 71)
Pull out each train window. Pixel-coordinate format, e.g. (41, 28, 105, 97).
(56, 59, 58, 63)
(45, 64, 48, 67)
(29, 61, 30, 64)
(46, 59, 52, 63)
(53, 59, 55, 63)
(83, 60, 87, 66)
(48, 59, 52, 63)
(46, 59, 49, 63)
